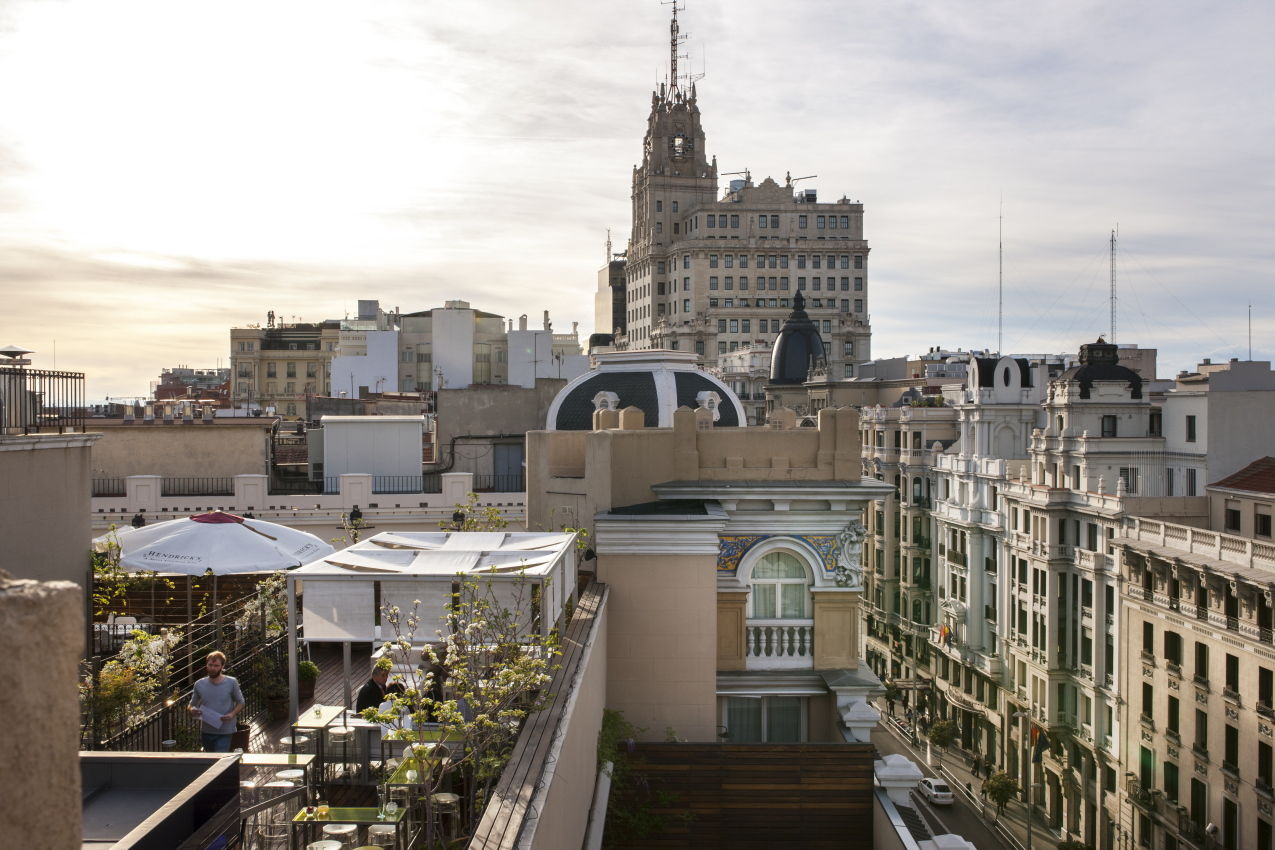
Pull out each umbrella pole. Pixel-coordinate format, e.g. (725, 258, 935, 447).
(214, 574, 222, 639)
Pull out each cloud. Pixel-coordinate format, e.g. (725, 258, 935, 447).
(1, 0, 1273, 397)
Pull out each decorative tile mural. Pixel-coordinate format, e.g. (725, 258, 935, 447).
(717, 534, 839, 574)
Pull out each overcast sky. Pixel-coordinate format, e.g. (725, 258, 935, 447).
(2, 0, 1271, 400)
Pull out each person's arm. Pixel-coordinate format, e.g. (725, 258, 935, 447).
(224, 680, 246, 722)
(189, 682, 203, 716)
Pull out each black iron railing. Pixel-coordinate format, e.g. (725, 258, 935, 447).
(472, 473, 524, 493)
(93, 478, 126, 497)
(161, 477, 234, 497)
(0, 366, 86, 435)
(84, 587, 290, 750)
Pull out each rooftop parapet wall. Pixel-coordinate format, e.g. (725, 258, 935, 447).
(525, 405, 863, 534)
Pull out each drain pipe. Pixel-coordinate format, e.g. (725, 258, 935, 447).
(582, 761, 614, 850)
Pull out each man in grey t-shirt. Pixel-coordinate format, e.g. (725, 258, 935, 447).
(189, 651, 245, 752)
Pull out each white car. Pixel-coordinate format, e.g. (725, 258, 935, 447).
(918, 777, 954, 805)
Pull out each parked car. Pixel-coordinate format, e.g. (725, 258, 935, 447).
(918, 777, 954, 805)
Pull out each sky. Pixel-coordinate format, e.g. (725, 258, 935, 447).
(1, 0, 1272, 400)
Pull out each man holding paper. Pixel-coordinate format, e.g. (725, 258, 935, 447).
(189, 651, 245, 752)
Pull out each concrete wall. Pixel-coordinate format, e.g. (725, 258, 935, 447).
(433, 381, 565, 477)
(321, 416, 423, 478)
(0, 433, 99, 589)
(599, 552, 717, 741)
(526, 588, 608, 850)
(526, 406, 863, 537)
(90, 422, 270, 479)
(433, 307, 476, 388)
(0, 574, 84, 847)
(329, 329, 400, 397)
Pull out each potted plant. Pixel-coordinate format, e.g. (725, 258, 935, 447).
(298, 659, 320, 702)
(253, 654, 289, 721)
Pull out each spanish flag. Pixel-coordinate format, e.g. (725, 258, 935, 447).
(1031, 725, 1048, 763)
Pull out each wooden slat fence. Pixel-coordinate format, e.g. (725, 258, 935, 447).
(606, 741, 877, 850)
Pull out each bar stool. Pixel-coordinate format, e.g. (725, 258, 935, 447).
(281, 734, 312, 753)
(366, 823, 396, 849)
(276, 768, 306, 783)
(320, 822, 357, 848)
(430, 792, 461, 842)
(327, 727, 356, 782)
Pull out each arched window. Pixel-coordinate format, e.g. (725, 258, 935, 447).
(750, 551, 810, 619)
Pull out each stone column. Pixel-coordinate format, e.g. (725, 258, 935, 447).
(0, 573, 83, 847)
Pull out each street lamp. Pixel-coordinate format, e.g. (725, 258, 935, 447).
(1013, 710, 1034, 850)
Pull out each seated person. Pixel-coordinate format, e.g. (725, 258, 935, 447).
(355, 665, 405, 712)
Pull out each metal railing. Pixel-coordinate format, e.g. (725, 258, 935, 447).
(0, 366, 86, 435)
(161, 477, 235, 497)
(473, 473, 524, 493)
(84, 586, 289, 749)
(93, 478, 127, 497)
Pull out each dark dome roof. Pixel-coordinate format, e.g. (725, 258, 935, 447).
(974, 357, 1032, 389)
(770, 292, 826, 384)
(546, 351, 744, 430)
(1055, 338, 1143, 399)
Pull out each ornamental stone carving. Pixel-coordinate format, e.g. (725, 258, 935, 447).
(833, 520, 867, 590)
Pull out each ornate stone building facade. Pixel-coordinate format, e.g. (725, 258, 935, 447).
(600, 8, 871, 377)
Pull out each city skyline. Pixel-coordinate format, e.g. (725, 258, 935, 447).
(2, 0, 1271, 399)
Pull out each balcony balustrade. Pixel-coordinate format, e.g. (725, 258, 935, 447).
(745, 619, 815, 670)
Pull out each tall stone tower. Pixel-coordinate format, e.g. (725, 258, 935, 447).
(599, 6, 872, 383)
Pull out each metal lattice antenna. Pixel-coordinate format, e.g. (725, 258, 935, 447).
(663, 0, 686, 92)
(606, 228, 612, 264)
(1110, 227, 1118, 344)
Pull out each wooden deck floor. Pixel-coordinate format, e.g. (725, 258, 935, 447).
(246, 642, 378, 806)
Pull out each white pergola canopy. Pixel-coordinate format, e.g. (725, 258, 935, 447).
(290, 531, 578, 643)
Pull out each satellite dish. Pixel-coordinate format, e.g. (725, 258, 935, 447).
(1205, 823, 1218, 836)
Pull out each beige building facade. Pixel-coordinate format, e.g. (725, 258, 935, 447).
(230, 318, 340, 420)
(528, 401, 892, 745)
(1117, 514, 1275, 850)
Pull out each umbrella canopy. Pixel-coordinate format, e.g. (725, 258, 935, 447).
(94, 511, 335, 575)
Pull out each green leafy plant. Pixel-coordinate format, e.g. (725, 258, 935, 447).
(984, 771, 1019, 819)
(81, 628, 183, 738)
(297, 660, 320, 683)
(90, 527, 175, 619)
(235, 572, 288, 637)
(926, 718, 959, 766)
(598, 709, 689, 846)
(442, 493, 510, 532)
(1056, 841, 1092, 850)
(361, 573, 559, 847)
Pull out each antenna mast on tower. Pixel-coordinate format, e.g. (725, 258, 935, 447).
(998, 198, 1004, 354)
(663, 0, 686, 91)
(1110, 227, 1118, 344)
(606, 228, 612, 263)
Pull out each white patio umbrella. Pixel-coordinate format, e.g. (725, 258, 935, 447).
(93, 511, 336, 622)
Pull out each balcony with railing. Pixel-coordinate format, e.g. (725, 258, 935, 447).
(0, 366, 86, 435)
(745, 619, 815, 670)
